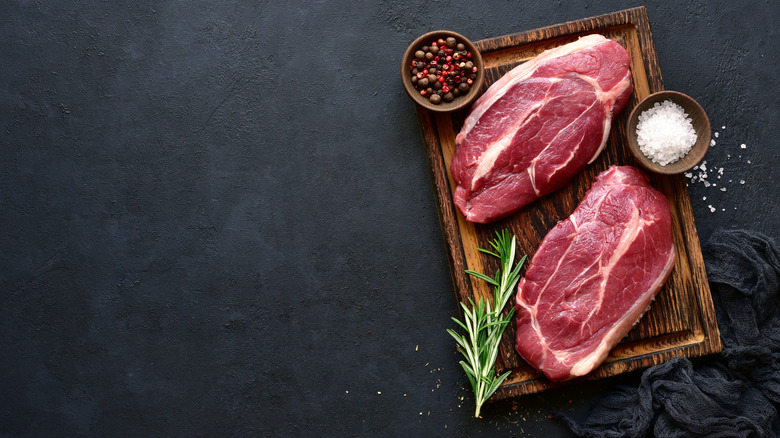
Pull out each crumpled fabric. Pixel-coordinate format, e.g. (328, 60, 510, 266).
(556, 229, 780, 437)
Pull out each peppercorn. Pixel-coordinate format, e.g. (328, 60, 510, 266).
(425, 52, 433, 61)
(418, 77, 429, 88)
(430, 45, 439, 55)
(459, 83, 470, 93)
(434, 81, 442, 90)
(446, 37, 456, 48)
(415, 50, 425, 59)
(465, 61, 473, 70)
(429, 93, 442, 104)
(456, 43, 465, 51)
(452, 88, 461, 97)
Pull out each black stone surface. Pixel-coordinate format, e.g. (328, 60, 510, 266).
(1, 1, 777, 436)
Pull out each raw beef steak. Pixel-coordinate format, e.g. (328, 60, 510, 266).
(514, 166, 675, 382)
(451, 34, 632, 223)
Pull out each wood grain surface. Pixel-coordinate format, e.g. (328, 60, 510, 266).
(416, 7, 722, 399)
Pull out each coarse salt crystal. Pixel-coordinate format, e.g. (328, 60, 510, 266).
(714, 132, 719, 138)
(741, 144, 747, 149)
(740, 179, 745, 184)
(722, 126, 726, 129)
(636, 100, 697, 166)
(721, 187, 726, 192)
(710, 139, 716, 147)
(708, 205, 716, 213)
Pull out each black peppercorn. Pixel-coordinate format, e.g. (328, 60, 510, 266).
(444, 92, 454, 102)
(446, 37, 456, 48)
(415, 50, 425, 59)
(459, 83, 470, 93)
(452, 88, 461, 97)
(429, 94, 442, 104)
(425, 52, 434, 61)
(418, 78, 429, 88)
(456, 43, 465, 51)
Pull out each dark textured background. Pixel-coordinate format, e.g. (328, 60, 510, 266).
(1, 0, 777, 436)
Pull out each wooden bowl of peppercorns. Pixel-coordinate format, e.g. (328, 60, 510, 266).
(401, 30, 485, 112)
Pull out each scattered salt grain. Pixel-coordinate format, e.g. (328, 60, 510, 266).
(703, 196, 707, 201)
(747, 160, 751, 164)
(740, 179, 745, 184)
(720, 187, 726, 192)
(722, 125, 726, 129)
(714, 132, 719, 138)
(636, 100, 697, 166)
(741, 144, 747, 149)
(710, 139, 716, 147)
(708, 205, 716, 213)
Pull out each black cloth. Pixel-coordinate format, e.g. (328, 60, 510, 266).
(557, 229, 780, 437)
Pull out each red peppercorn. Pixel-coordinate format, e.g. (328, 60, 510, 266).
(438, 76, 445, 83)
(467, 78, 473, 85)
(420, 89, 427, 96)
(446, 55, 452, 62)
(467, 52, 472, 58)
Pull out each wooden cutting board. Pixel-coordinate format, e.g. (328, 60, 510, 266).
(415, 7, 722, 399)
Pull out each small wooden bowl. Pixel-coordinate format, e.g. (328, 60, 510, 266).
(401, 30, 485, 113)
(626, 90, 711, 175)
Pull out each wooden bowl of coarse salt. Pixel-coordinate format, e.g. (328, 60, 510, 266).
(626, 90, 711, 175)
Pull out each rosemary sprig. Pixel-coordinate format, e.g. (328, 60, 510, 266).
(446, 229, 527, 418)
